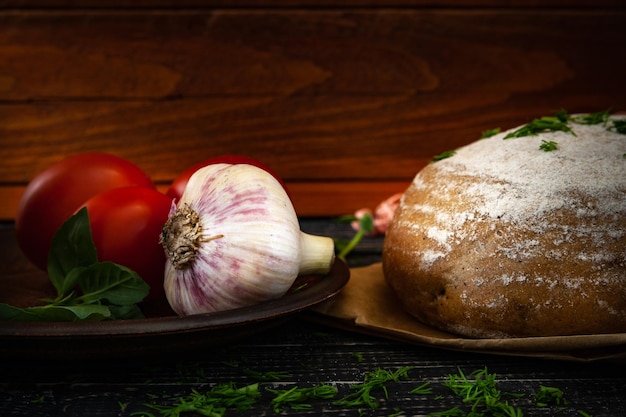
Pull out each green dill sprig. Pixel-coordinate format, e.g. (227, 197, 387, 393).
(334, 366, 413, 410)
(428, 406, 464, 416)
(431, 150, 456, 162)
(481, 128, 501, 139)
(501, 109, 625, 157)
(503, 108, 624, 141)
(610, 119, 626, 134)
(539, 140, 558, 152)
(570, 109, 611, 125)
(555, 108, 569, 122)
(388, 407, 405, 417)
(268, 384, 338, 413)
(504, 112, 575, 139)
(142, 382, 260, 417)
(243, 369, 290, 382)
(437, 367, 524, 417)
(534, 385, 568, 407)
(133, 365, 594, 417)
(409, 381, 433, 395)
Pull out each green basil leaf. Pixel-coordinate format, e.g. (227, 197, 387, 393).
(47, 207, 98, 296)
(4, 207, 151, 322)
(61, 267, 87, 298)
(108, 304, 145, 320)
(0, 303, 37, 321)
(76, 262, 150, 306)
(0, 302, 111, 322)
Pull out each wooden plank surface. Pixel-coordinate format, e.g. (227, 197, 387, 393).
(2, 318, 626, 416)
(1, 181, 412, 219)
(1, 6, 625, 218)
(2, 10, 624, 100)
(0, 222, 624, 416)
(2, 0, 625, 8)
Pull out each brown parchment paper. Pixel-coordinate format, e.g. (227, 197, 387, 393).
(310, 263, 626, 362)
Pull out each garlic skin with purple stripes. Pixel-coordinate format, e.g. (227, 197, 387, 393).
(160, 163, 335, 316)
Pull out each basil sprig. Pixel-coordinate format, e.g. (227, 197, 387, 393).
(0, 207, 149, 321)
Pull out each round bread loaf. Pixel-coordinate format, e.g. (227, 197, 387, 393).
(382, 114, 626, 338)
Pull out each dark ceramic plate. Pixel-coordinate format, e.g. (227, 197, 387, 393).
(0, 258, 349, 360)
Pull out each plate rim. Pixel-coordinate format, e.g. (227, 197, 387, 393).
(0, 258, 349, 339)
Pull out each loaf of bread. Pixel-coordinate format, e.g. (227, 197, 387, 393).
(382, 113, 626, 338)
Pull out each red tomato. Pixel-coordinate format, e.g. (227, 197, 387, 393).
(16, 153, 155, 271)
(166, 155, 288, 201)
(80, 186, 174, 316)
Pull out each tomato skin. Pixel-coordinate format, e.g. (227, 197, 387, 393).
(166, 155, 288, 201)
(16, 153, 155, 271)
(81, 187, 174, 316)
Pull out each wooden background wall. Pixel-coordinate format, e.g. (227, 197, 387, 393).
(1, 0, 625, 219)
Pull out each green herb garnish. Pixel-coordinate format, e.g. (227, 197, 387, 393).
(555, 108, 569, 122)
(409, 382, 433, 395)
(144, 382, 261, 417)
(268, 384, 338, 413)
(133, 365, 593, 416)
(438, 367, 524, 417)
(335, 212, 374, 260)
(31, 395, 46, 404)
(481, 128, 501, 138)
(610, 119, 626, 134)
(539, 140, 558, 152)
(570, 109, 611, 125)
(243, 369, 290, 382)
(504, 113, 575, 139)
(0, 208, 149, 321)
(388, 408, 405, 417)
(534, 385, 568, 407)
(429, 406, 465, 416)
(503, 108, 624, 141)
(431, 150, 456, 162)
(334, 366, 413, 410)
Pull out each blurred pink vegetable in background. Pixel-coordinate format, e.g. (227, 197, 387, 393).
(351, 193, 403, 235)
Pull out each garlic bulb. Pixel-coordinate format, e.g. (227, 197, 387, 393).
(160, 163, 335, 316)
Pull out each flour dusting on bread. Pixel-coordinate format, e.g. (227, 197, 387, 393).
(383, 113, 626, 338)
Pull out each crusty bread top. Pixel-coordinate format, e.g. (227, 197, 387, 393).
(404, 116, 626, 271)
(384, 115, 626, 337)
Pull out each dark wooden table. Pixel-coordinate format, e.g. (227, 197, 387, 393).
(1, 220, 625, 417)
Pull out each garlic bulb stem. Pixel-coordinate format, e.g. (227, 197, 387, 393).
(298, 232, 335, 276)
(161, 203, 224, 270)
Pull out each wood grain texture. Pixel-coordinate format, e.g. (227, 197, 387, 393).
(2, 0, 626, 8)
(0, 222, 625, 416)
(1, 6, 625, 218)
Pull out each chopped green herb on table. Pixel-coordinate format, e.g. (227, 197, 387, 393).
(334, 366, 413, 410)
(268, 384, 338, 413)
(133, 365, 592, 416)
